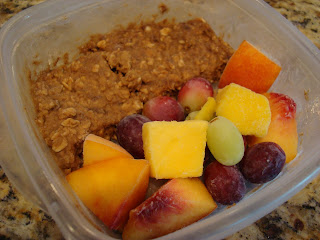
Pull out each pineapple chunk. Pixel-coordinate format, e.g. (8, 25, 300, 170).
(142, 121, 208, 179)
(194, 97, 216, 121)
(216, 83, 271, 137)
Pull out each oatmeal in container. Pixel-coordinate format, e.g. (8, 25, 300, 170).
(31, 18, 233, 174)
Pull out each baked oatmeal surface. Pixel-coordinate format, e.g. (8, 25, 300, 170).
(31, 18, 233, 173)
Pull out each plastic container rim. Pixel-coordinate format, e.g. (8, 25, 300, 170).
(0, 0, 320, 239)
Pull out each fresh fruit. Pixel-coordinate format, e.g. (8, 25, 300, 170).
(83, 134, 133, 166)
(243, 135, 248, 150)
(194, 97, 216, 121)
(204, 146, 215, 167)
(218, 40, 281, 93)
(186, 111, 199, 120)
(143, 96, 185, 121)
(186, 97, 216, 122)
(142, 120, 208, 179)
(145, 178, 168, 199)
(178, 77, 214, 113)
(116, 114, 151, 159)
(66, 157, 149, 231)
(240, 142, 286, 184)
(204, 161, 246, 205)
(216, 83, 271, 137)
(122, 178, 217, 240)
(207, 116, 244, 166)
(248, 93, 298, 163)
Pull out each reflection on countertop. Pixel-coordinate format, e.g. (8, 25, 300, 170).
(0, 0, 319, 239)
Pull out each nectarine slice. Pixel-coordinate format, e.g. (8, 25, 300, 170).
(83, 134, 133, 166)
(248, 93, 298, 163)
(122, 178, 217, 240)
(66, 157, 149, 231)
(218, 40, 281, 93)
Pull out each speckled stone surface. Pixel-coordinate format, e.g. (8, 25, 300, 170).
(265, 0, 320, 49)
(0, 0, 44, 24)
(0, 0, 320, 239)
(0, 168, 63, 239)
(227, 175, 320, 240)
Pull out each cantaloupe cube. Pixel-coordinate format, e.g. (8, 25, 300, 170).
(216, 83, 271, 137)
(142, 121, 208, 179)
(83, 134, 133, 166)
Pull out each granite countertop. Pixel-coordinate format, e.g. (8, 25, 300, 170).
(0, 0, 320, 239)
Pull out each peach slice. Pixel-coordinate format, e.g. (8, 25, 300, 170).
(248, 93, 298, 163)
(122, 178, 217, 240)
(66, 157, 149, 231)
(218, 40, 281, 93)
(83, 134, 133, 166)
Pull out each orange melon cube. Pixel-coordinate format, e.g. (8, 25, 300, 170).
(218, 40, 281, 93)
(66, 157, 149, 231)
(83, 134, 133, 166)
(142, 121, 208, 179)
(216, 83, 271, 137)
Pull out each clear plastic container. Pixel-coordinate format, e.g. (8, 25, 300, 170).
(0, 0, 320, 239)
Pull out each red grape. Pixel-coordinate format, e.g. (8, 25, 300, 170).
(178, 77, 214, 113)
(143, 96, 185, 121)
(243, 135, 248, 150)
(204, 146, 215, 167)
(116, 114, 151, 159)
(239, 142, 286, 184)
(204, 161, 246, 205)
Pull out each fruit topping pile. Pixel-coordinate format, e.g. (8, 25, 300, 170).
(66, 40, 298, 239)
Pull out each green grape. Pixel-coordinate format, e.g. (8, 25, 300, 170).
(185, 111, 199, 120)
(207, 116, 244, 166)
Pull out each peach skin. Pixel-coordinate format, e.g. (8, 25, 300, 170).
(218, 40, 281, 93)
(248, 93, 298, 163)
(122, 178, 217, 240)
(66, 157, 149, 231)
